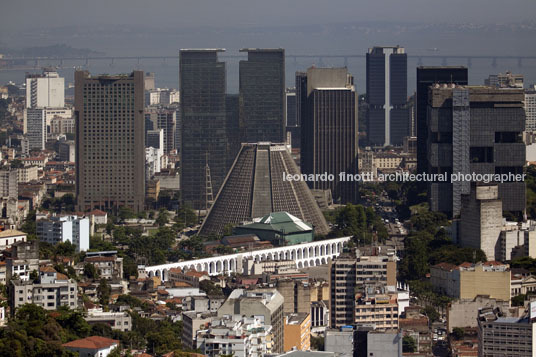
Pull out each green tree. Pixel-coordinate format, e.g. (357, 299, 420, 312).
(97, 278, 111, 305)
(310, 335, 324, 351)
(512, 294, 526, 307)
(422, 305, 440, 322)
(83, 263, 100, 280)
(402, 335, 417, 353)
(451, 327, 465, 340)
(155, 208, 170, 227)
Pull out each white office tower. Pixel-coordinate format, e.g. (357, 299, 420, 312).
(25, 69, 65, 109)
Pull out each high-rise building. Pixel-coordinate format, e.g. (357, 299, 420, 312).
(37, 215, 90, 252)
(426, 85, 525, 217)
(199, 142, 329, 236)
(25, 108, 46, 150)
(25, 69, 65, 109)
(416, 66, 468, 174)
(478, 308, 535, 357)
(485, 71, 524, 88)
(0, 169, 18, 199)
(179, 49, 228, 210)
(300, 67, 358, 203)
(239, 48, 285, 143)
(366, 46, 407, 146)
(526, 88, 536, 131)
(144, 106, 178, 154)
(329, 249, 397, 328)
(75, 71, 145, 213)
(285, 88, 300, 148)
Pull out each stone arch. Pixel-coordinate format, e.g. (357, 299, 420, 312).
(230, 259, 235, 271)
(310, 259, 316, 267)
(216, 261, 222, 273)
(297, 249, 302, 259)
(223, 260, 229, 272)
(162, 269, 169, 281)
(298, 261, 303, 268)
(155, 270, 161, 278)
(261, 254, 267, 261)
(209, 262, 215, 274)
(196, 263, 202, 271)
(314, 246, 319, 257)
(320, 245, 325, 256)
(304, 261, 309, 268)
(308, 247, 313, 257)
(291, 250, 295, 260)
(321, 257, 327, 265)
(148, 271, 154, 278)
(315, 258, 321, 265)
(203, 263, 209, 272)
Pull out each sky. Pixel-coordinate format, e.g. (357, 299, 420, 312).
(1, 0, 535, 31)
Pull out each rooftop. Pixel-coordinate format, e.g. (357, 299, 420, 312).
(62, 336, 119, 349)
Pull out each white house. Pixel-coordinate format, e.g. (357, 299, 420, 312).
(62, 336, 119, 357)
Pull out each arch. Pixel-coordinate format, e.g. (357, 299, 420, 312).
(315, 258, 321, 265)
(304, 261, 309, 268)
(298, 262, 303, 269)
(155, 270, 161, 278)
(308, 247, 313, 257)
(162, 269, 169, 281)
(261, 254, 267, 261)
(297, 249, 302, 259)
(203, 263, 209, 272)
(291, 250, 295, 260)
(314, 246, 319, 257)
(230, 259, 235, 271)
(320, 245, 325, 256)
(255, 255, 261, 263)
(196, 263, 202, 272)
(216, 261, 222, 273)
(321, 257, 327, 265)
(148, 271, 154, 278)
(309, 259, 316, 267)
(223, 260, 229, 272)
(331, 243, 336, 255)
(209, 262, 215, 274)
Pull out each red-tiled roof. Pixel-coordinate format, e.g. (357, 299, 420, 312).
(89, 209, 107, 216)
(432, 262, 456, 271)
(63, 336, 119, 349)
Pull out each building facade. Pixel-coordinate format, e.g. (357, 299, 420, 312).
(217, 289, 285, 353)
(366, 46, 407, 146)
(416, 66, 468, 174)
(25, 69, 65, 109)
(179, 49, 228, 210)
(300, 67, 358, 203)
(427, 85, 525, 217)
(37, 215, 90, 252)
(239, 48, 286, 143)
(75, 71, 145, 213)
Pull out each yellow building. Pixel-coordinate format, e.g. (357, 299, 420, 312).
(431, 261, 511, 301)
(283, 312, 311, 352)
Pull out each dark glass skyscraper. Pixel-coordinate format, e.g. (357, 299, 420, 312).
(179, 49, 228, 210)
(416, 66, 468, 174)
(75, 70, 145, 213)
(366, 46, 407, 146)
(239, 48, 285, 143)
(300, 67, 358, 203)
(426, 86, 525, 217)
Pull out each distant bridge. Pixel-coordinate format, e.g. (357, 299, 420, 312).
(1, 54, 535, 70)
(144, 236, 351, 281)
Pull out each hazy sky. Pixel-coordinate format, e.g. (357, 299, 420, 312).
(2, 0, 536, 31)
